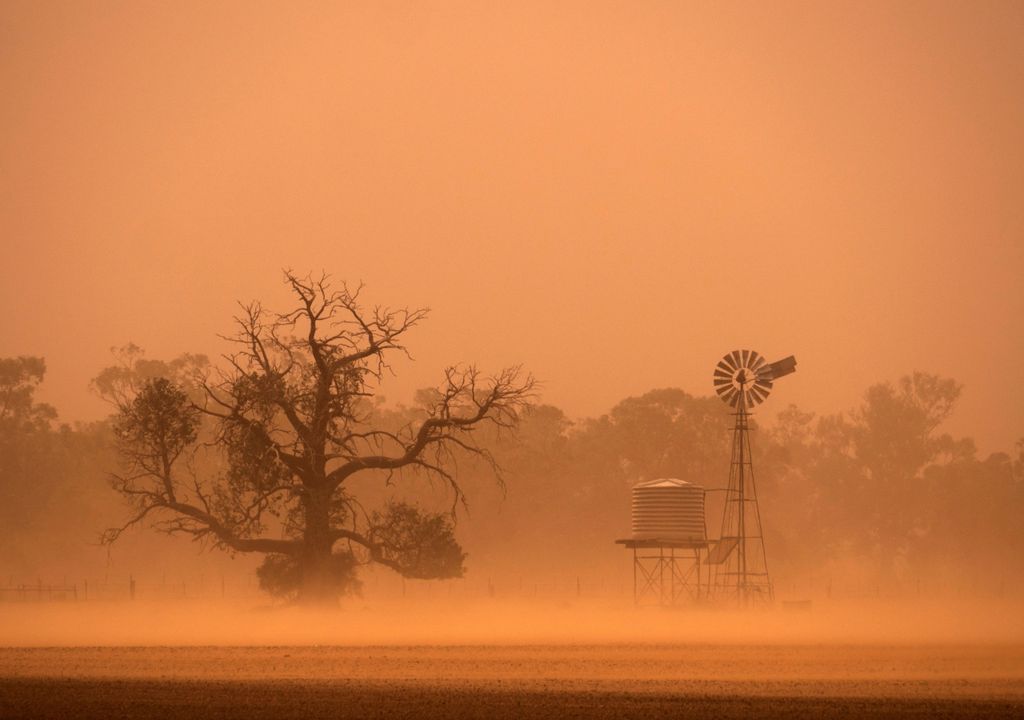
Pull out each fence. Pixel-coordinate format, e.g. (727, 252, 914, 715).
(0, 574, 265, 603)
(0, 572, 1017, 604)
(0, 581, 79, 602)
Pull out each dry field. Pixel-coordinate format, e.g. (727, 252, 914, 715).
(2, 644, 1023, 719)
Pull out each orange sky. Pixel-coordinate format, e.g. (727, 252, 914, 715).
(1, 1, 1021, 452)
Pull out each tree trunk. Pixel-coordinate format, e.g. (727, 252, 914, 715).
(298, 486, 336, 605)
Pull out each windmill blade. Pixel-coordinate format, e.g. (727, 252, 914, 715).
(754, 379, 773, 395)
(748, 384, 768, 404)
(730, 350, 744, 370)
(714, 368, 733, 382)
(717, 358, 737, 374)
(750, 352, 765, 371)
(740, 349, 750, 368)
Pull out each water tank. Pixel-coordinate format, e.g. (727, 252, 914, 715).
(631, 478, 706, 543)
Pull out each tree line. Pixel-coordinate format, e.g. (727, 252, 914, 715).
(1, 275, 1021, 603)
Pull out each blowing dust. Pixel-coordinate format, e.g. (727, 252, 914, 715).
(2, 594, 1021, 649)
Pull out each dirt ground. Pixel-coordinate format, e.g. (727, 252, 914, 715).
(1, 644, 1022, 719)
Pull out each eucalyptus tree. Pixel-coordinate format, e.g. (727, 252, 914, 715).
(106, 273, 533, 603)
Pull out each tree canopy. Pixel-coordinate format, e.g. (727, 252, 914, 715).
(105, 272, 534, 602)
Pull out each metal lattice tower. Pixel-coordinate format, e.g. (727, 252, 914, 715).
(708, 350, 796, 607)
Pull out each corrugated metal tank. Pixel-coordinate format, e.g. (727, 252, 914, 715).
(631, 478, 706, 542)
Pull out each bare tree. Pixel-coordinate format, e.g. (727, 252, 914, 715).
(106, 272, 534, 603)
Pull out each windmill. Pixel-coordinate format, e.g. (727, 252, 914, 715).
(708, 350, 797, 606)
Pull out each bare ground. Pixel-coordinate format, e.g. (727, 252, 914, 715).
(1, 645, 1022, 719)
(3, 677, 1024, 720)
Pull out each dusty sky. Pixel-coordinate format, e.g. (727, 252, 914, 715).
(1, 1, 1021, 452)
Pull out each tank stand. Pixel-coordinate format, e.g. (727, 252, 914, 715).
(616, 539, 707, 606)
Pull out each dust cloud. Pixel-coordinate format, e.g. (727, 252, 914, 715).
(1, 595, 1021, 649)
(2, 1, 1023, 452)
(1, 2, 1023, 717)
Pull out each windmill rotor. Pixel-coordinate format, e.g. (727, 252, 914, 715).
(713, 350, 796, 409)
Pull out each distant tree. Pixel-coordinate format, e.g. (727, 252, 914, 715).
(771, 372, 986, 585)
(0, 357, 114, 573)
(916, 449, 1024, 583)
(0, 357, 58, 567)
(468, 390, 733, 574)
(0, 356, 56, 432)
(852, 372, 967, 483)
(455, 404, 576, 570)
(105, 272, 533, 604)
(91, 344, 209, 407)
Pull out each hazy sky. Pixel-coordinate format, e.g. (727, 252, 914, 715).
(1, 1, 1021, 452)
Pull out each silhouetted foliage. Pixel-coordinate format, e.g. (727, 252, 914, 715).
(0, 357, 56, 432)
(92, 344, 209, 407)
(113, 379, 199, 478)
(605, 389, 731, 483)
(256, 551, 361, 600)
(757, 372, 1020, 586)
(367, 501, 466, 579)
(0, 358, 118, 574)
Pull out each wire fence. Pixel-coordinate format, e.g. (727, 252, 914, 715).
(0, 576, 623, 603)
(0, 572, 1016, 604)
(0, 575, 265, 603)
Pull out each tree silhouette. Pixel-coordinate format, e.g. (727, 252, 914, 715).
(105, 272, 533, 603)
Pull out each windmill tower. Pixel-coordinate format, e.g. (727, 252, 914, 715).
(709, 350, 796, 607)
